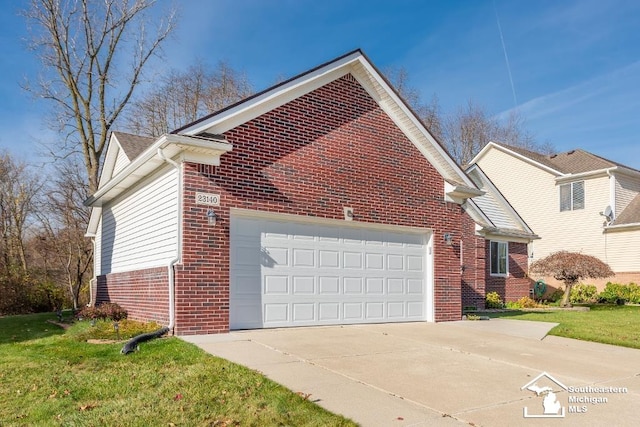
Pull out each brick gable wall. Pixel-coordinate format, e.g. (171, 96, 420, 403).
(485, 241, 532, 302)
(174, 74, 468, 334)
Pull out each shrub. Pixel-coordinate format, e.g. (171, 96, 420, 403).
(77, 303, 127, 321)
(546, 288, 565, 303)
(599, 282, 640, 304)
(599, 283, 629, 304)
(570, 284, 599, 304)
(506, 296, 539, 309)
(485, 292, 503, 309)
(627, 283, 640, 304)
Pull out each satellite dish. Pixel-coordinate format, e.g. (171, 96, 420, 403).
(603, 205, 613, 221)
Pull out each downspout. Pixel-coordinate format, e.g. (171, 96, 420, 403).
(89, 238, 96, 306)
(157, 148, 181, 332)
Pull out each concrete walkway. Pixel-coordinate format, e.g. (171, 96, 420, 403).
(182, 319, 640, 426)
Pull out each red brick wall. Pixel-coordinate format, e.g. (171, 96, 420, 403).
(485, 241, 532, 302)
(174, 74, 466, 334)
(461, 213, 486, 310)
(96, 267, 170, 325)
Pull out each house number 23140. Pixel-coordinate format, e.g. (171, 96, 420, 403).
(195, 192, 220, 206)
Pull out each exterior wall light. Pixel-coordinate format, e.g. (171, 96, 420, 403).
(443, 233, 453, 246)
(207, 208, 217, 226)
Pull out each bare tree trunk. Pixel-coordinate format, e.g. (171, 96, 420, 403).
(23, 0, 176, 192)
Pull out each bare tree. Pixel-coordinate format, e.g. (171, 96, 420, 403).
(35, 160, 93, 309)
(23, 0, 176, 192)
(126, 61, 254, 136)
(441, 100, 553, 166)
(0, 153, 42, 276)
(530, 251, 614, 307)
(385, 67, 553, 166)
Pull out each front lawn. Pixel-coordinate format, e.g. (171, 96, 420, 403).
(487, 304, 640, 349)
(0, 312, 355, 426)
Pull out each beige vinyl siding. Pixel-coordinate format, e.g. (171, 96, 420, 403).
(614, 173, 640, 216)
(552, 177, 610, 259)
(604, 228, 640, 272)
(112, 146, 131, 177)
(100, 167, 178, 274)
(476, 148, 555, 260)
(476, 148, 610, 265)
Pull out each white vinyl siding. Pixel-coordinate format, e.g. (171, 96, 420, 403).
(94, 218, 102, 276)
(559, 181, 584, 211)
(490, 241, 508, 276)
(100, 167, 178, 274)
(112, 146, 131, 176)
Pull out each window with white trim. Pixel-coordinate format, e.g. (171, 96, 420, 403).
(560, 181, 584, 211)
(490, 241, 508, 276)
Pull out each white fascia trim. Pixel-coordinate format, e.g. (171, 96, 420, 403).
(97, 134, 124, 189)
(179, 52, 363, 136)
(605, 223, 640, 232)
(474, 142, 564, 176)
(85, 134, 232, 206)
(555, 167, 614, 183)
(85, 206, 102, 237)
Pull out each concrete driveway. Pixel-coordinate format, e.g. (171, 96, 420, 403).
(182, 320, 639, 426)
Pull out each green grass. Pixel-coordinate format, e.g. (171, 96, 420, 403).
(0, 313, 355, 426)
(487, 304, 640, 349)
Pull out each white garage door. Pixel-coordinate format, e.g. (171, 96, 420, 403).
(230, 214, 431, 330)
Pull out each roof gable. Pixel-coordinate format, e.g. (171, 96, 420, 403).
(474, 142, 640, 177)
(175, 49, 477, 192)
(465, 164, 537, 240)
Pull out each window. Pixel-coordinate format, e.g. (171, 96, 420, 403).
(490, 241, 508, 276)
(560, 181, 584, 211)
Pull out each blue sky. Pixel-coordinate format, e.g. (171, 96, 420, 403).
(1, 0, 639, 169)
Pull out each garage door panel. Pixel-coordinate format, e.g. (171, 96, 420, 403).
(343, 251, 363, 269)
(365, 253, 384, 269)
(264, 276, 288, 294)
(319, 277, 340, 294)
(293, 248, 315, 267)
(319, 302, 340, 321)
(344, 277, 363, 294)
(293, 303, 315, 322)
(230, 215, 430, 329)
(366, 278, 384, 294)
(319, 250, 339, 268)
(293, 276, 315, 294)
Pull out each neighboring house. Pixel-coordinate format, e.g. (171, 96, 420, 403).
(85, 50, 535, 335)
(471, 142, 640, 287)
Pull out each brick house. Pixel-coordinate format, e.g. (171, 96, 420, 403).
(85, 50, 536, 335)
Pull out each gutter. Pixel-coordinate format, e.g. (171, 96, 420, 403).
(157, 148, 182, 332)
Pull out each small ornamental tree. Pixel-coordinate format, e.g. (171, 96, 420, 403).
(529, 251, 614, 307)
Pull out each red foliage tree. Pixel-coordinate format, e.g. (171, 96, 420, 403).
(530, 251, 614, 307)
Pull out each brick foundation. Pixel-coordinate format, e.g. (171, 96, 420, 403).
(96, 266, 170, 325)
